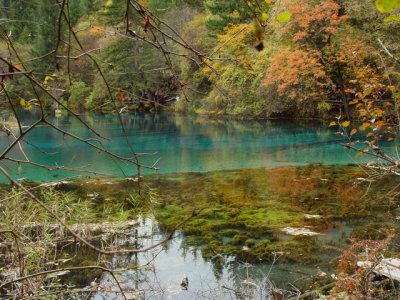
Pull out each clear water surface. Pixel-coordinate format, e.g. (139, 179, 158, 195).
(0, 112, 374, 183)
(1, 112, 395, 299)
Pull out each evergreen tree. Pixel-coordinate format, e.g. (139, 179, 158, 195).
(33, 0, 58, 71)
(69, 0, 91, 25)
(204, 0, 246, 32)
(0, 0, 36, 42)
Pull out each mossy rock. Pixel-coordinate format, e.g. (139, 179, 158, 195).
(220, 229, 241, 237)
(352, 223, 393, 240)
(231, 233, 249, 246)
(245, 239, 256, 248)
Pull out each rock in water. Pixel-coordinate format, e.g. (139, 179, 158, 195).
(180, 275, 188, 290)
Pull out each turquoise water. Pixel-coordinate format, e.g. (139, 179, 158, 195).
(2, 112, 398, 298)
(0, 112, 373, 182)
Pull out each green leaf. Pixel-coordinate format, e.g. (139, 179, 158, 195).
(276, 11, 292, 23)
(383, 15, 400, 22)
(375, 0, 400, 13)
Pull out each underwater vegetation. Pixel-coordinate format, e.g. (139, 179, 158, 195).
(2, 164, 398, 273)
(150, 165, 400, 265)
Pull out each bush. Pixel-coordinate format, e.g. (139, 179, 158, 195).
(68, 81, 92, 112)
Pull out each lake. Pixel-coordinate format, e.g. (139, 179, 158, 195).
(1, 112, 397, 299)
(0, 112, 370, 182)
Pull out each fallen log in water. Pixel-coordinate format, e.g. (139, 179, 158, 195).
(8, 220, 139, 237)
(0, 220, 140, 252)
(287, 282, 336, 300)
(357, 258, 400, 282)
(14, 289, 144, 300)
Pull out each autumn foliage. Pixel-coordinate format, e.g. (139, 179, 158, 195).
(286, 0, 345, 43)
(263, 0, 397, 125)
(264, 48, 329, 103)
(331, 233, 396, 300)
(263, 0, 346, 113)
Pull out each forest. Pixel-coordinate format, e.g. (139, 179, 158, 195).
(0, 0, 398, 119)
(0, 0, 400, 299)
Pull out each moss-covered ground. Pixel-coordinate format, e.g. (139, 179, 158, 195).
(147, 165, 399, 265)
(2, 164, 398, 269)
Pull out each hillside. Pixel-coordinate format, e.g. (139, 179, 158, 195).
(0, 0, 399, 120)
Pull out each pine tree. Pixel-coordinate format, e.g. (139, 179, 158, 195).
(69, 0, 90, 25)
(0, 0, 36, 42)
(33, 0, 59, 71)
(205, 0, 245, 32)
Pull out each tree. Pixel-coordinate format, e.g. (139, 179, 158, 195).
(69, 0, 91, 24)
(263, 0, 395, 119)
(205, 0, 245, 32)
(0, 0, 36, 42)
(264, 48, 331, 115)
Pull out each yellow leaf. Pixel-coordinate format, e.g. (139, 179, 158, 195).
(342, 121, 350, 128)
(384, 15, 400, 23)
(388, 137, 394, 141)
(363, 88, 373, 98)
(375, 0, 400, 13)
(20, 98, 32, 110)
(350, 128, 357, 136)
(366, 132, 374, 137)
(329, 121, 336, 127)
(374, 108, 383, 117)
(261, 12, 268, 22)
(375, 120, 386, 127)
(44, 75, 54, 83)
(359, 122, 370, 131)
(349, 99, 359, 105)
(359, 110, 367, 117)
(276, 11, 292, 23)
(356, 151, 364, 158)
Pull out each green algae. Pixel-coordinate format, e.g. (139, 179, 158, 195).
(3, 164, 397, 269)
(71, 165, 398, 265)
(147, 165, 400, 264)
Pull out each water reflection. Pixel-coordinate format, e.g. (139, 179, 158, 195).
(0, 112, 379, 182)
(55, 164, 399, 300)
(68, 217, 315, 300)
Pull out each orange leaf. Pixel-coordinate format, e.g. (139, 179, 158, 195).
(356, 151, 364, 158)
